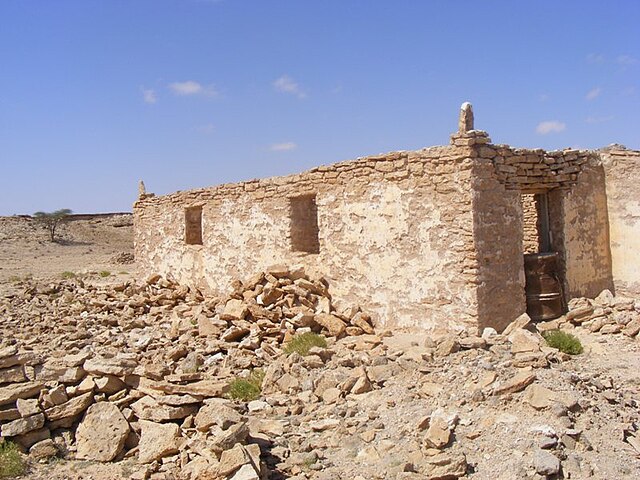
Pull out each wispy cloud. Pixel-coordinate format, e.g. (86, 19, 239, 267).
(616, 54, 638, 67)
(169, 80, 218, 97)
(270, 142, 297, 151)
(585, 115, 614, 124)
(196, 123, 216, 134)
(273, 75, 306, 99)
(538, 93, 550, 102)
(536, 120, 566, 135)
(585, 87, 602, 101)
(587, 53, 605, 64)
(142, 88, 157, 104)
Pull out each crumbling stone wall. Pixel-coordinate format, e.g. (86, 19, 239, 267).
(135, 104, 628, 333)
(600, 147, 640, 296)
(135, 145, 480, 332)
(450, 126, 609, 330)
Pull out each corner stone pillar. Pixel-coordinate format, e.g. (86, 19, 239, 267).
(459, 102, 474, 133)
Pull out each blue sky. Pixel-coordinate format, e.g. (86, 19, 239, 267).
(0, 0, 638, 215)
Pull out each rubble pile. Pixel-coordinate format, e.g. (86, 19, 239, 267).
(1, 275, 639, 479)
(0, 266, 375, 479)
(537, 288, 640, 338)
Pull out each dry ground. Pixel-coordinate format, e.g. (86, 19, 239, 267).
(1, 215, 639, 480)
(0, 214, 135, 286)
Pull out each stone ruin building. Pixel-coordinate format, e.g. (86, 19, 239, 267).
(133, 104, 640, 334)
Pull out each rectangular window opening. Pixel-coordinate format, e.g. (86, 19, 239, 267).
(185, 206, 203, 245)
(290, 194, 320, 253)
(521, 192, 550, 253)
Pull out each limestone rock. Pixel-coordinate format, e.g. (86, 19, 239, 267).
(502, 313, 531, 336)
(0, 381, 43, 406)
(138, 419, 181, 463)
(315, 313, 347, 337)
(230, 463, 260, 480)
(534, 449, 560, 476)
(76, 401, 130, 461)
(494, 371, 536, 396)
(1, 413, 45, 437)
(424, 417, 451, 449)
(194, 399, 243, 431)
(83, 357, 137, 377)
(0, 365, 26, 384)
(131, 395, 197, 422)
(424, 452, 467, 479)
(16, 398, 41, 417)
(45, 392, 93, 421)
(29, 439, 58, 461)
(508, 328, 541, 353)
(221, 299, 248, 321)
(218, 443, 252, 477)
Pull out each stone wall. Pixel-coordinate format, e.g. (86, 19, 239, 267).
(561, 158, 614, 298)
(521, 194, 539, 254)
(601, 147, 640, 296)
(454, 131, 594, 330)
(134, 145, 480, 332)
(135, 106, 631, 334)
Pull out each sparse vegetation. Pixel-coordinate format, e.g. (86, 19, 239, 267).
(33, 209, 72, 242)
(61, 271, 76, 279)
(226, 369, 265, 401)
(543, 330, 584, 355)
(0, 441, 25, 478)
(99, 270, 111, 278)
(284, 332, 327, 356)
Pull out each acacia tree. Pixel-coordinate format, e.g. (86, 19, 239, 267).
(33, 209, 73, 242)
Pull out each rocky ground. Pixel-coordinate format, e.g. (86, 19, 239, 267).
(0, 216, 639, 480)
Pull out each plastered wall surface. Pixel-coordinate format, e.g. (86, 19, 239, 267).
(561, 159, 614, 298)
(135, 145, 480, 332)
(601, 148, 640, 296)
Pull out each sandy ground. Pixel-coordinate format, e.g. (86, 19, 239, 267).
(0, 214, 136, 287)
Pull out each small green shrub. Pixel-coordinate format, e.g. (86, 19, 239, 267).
(226, 369, 265, 401)
(543, 330, 584, 355)
(0, 441, 25, 478)
(60, 271, 76, 279)
(99, 271, 111, 278)
(283, 332, 327, 356)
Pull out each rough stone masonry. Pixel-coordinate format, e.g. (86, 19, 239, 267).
(134, 104, 640, 334)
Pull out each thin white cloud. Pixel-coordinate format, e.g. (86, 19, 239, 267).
(169, 80, 218, 97)
(617, 55, 638, 66)
(270, 142, 297, 151)
(585, 115, 614, 124)
(586, 53, 605, 64)
(273, 75, 306, 99)
(196, 123, 216, 134)
(538, 93, 550, 102)
(585, 87, 602, 101)
(536, 121, 566, 135)
(142, 88, 157, 104)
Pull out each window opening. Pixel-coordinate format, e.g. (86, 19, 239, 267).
(185, 206, 203, 245)
(290, 194, 319, 253)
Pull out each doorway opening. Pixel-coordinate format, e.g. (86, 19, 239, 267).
(521, 191, 565, 321)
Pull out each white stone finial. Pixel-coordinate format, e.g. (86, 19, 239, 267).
(459, 102, 474, 133)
